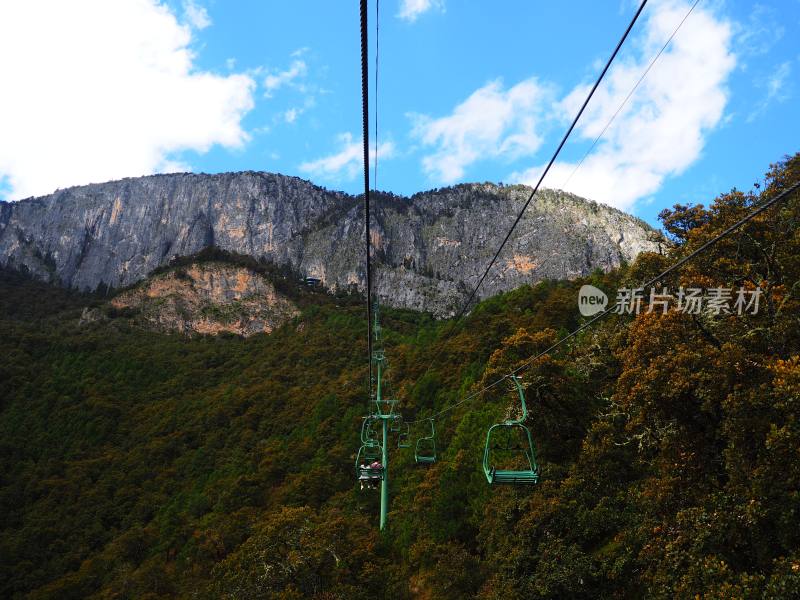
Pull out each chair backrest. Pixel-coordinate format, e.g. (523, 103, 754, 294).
(360, 417, 378, 444)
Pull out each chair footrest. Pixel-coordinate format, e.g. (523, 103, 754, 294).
(358, 468, 384, 479)
(491, 469, 539, 484)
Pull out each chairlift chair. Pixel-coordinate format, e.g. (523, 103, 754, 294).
(355, 441, 384, 481)
(390, 414, 402, 432)
(397, 422, 411, 448)
(483, 376, 539, 485)
(356, 415, 385, 481)
(414, 419, 436, 464)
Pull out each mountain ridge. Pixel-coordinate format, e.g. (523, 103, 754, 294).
(0, 171, 660, 316)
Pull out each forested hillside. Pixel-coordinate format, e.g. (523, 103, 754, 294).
(1, 155, 799, 599)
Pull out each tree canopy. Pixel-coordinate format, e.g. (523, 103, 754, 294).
(1, 154, 799, 599)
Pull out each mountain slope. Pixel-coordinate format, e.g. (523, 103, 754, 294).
(0, 173, 659, 315)
(1, 155, 799, 598)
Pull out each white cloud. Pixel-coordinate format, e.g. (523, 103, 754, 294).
(275, 96, 316, 126)
(397, 0, 444, 22)
(747, 60, 792, 122)
(512, 0, 736, 211)
(284, 108, 299, 124)
(410, 78, 553, 183)
(735, 4, 784, 58)
(160, 158, 193, 173)
(263, 60, 307, 98)
(0, 0, 255, 200)
(767, 62, 791, 97)
(182, 0, 211, 30)
(261, 51, 319, 126)
(299, 133, 396, 182)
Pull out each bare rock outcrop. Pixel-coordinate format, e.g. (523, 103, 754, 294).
(111, 263, 299, 337)
(0, 172, 661, 316)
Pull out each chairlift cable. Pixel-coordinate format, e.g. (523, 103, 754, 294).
(374, 0, 380, 191)
(406, 0, 650, 415)
(453, 0, 649, 321)
(479, 0, 699, 295)
(361, 0, 374, 397)
(407, 179, 800, 424)
(559, 0, 700, 191)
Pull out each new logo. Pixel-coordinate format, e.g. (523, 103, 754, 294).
(578, 284, 608, 317)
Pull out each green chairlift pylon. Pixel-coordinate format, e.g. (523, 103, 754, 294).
(483, 375, 539, 485)
(414, 419, 437, 464)
(355, 301, 401, 530)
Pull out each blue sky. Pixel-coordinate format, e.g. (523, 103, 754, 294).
(0, 1, 797, 226)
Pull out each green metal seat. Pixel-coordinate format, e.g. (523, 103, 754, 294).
(488, 468, 539, 485)
(414, 419, 436, 464)
(483, 376, 539, 486)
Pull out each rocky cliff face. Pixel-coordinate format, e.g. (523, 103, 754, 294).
(109, 263, 299, 337)
(0, 172, 660, 316)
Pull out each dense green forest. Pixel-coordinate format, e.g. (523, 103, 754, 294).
(1, 155, 799, 599)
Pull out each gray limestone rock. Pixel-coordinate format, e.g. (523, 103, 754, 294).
(0, 172, 661, 316)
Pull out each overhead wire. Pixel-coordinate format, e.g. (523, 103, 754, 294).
(360, 0, 374, 397)
(374, 0, 380, 191)
(478, 0, 699, 298)
(446, 0, 648, 324)
(559, 0, 700, 191)
(407, 179, 800, 424)
(405, 0, 649, 417)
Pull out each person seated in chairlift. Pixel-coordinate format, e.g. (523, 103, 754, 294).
(368, 460, 383, 488)
(358, 462, 370, 490)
